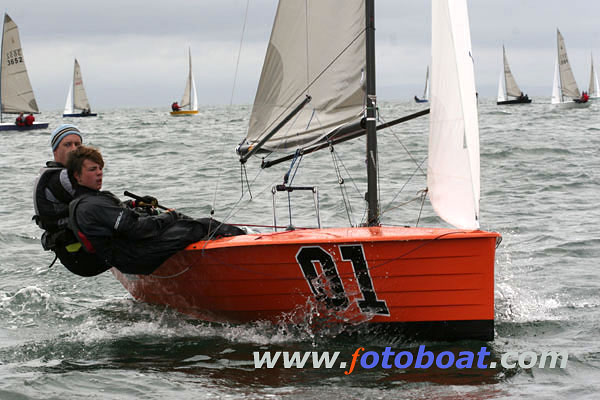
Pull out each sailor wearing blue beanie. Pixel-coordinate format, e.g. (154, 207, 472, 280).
(50, 124, 83, 151)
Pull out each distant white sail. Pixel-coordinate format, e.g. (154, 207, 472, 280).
(245, 0, 366, 152)
(556, 29, 580, 100)
(497, 71, 507, 102)
(502, 46, 521, 97)
(63, 82, 73, 114)
(551, 58, 561, 104)
(180, 48, 198, 111)
(64, 59, 91, 114)
(428, 0, 480, 230)
(422, 66, 430, 100)
(1, 14, 39, 114)
(589, 54, 600, 98)
(72, 59, 90, 111)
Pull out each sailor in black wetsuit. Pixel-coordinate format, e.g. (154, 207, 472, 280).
(66, 146, 245, 275)
(33, 124, 110, 277)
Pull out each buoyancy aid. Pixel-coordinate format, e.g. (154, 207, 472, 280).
(33, 163, 109, 277)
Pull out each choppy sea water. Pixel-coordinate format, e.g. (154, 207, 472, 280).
(0, 98, 599, 399)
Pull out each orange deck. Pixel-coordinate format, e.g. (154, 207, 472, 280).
(112, 226, 499, 338)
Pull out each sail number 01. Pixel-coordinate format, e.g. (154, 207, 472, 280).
(296, 245, 390, 316)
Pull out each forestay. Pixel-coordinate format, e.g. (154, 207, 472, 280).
(245, 0, 366, 152)
(557, 29, 580, 100)
(428, 0, 480, 230)
(1, 14, 39, 114)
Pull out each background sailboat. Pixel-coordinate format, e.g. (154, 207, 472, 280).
(551, 29, 590, 108)
(63, 58, 97, 117)
(588, 53, 600, 99)
(0, 14, 48, 131)
(497, 45, 531, 105)
(113, 0, 499, 341)
(414, 66, 429, 103)
(170, 48, 198, 116)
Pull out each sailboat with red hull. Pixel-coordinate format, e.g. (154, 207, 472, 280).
(113, 0, 500, 341)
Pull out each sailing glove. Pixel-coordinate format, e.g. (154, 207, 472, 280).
(137, 195, 158, 208)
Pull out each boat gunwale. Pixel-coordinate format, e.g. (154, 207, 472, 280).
(184, 226, 500, 251)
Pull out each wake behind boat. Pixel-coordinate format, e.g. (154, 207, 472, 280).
(114, 0, 499, 341)
(497, 45, 531, 105)
(552, 29, 590, 108)
(63, 59, 97, 117)
(170, 48, 198, 116)
(0, 14, 48, 131)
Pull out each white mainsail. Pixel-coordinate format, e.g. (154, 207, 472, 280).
(589, 54, 600, 98)
(64, 59, 91, 114)
(245, 0, 366, 152)
(502, 46, 521, 97)
(179, 48, 198, 111)
(556, 29, 580, 101)
(428, 0, 480, 230)
(422, 66, 430, 100)
(1, 13, 39, 114)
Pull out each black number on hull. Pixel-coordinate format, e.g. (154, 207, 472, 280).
(296, 245, 389, 315)
(296, 247, 349, 309)
(340, 245, 390, 315)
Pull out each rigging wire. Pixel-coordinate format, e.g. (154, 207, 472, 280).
(210, 0, 251, 216)
(329, 143, 354, 226)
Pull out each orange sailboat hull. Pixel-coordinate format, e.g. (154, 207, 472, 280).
(112, 226, 499, 340)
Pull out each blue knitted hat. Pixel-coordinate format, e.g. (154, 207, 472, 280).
(50, 124, 82, 151)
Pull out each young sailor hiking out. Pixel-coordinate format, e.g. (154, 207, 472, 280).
(66, 146, 246, 275)
(32, 124, 109, 276)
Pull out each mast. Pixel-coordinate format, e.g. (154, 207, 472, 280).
(365, 0, 379, 226)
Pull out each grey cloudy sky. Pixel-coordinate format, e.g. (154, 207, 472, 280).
(5, 0, 600, 109)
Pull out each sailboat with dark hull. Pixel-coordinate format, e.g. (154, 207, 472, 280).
(0, 14, 48, 131)
(497, 46, 531, 105)
(63, 59, 97, 117)
(113, 0, 499, 341)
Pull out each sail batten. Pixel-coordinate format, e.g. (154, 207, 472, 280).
(1, 13, 40, 114)
(244, 0, 366, 153)
(428, 0, 480, 230)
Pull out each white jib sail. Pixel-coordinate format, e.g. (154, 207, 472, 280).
(180, 48, 198, 111)
(63, 82, 73, 114)
(1, 14, 39, 114)
(72, 59, 90, 111)
(551, 58, 561, 104)
(557, 29, 580, 100)
(497, 71, 507, 102)
(428, 0, 480, 230)
(245, 0, 366, 152)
